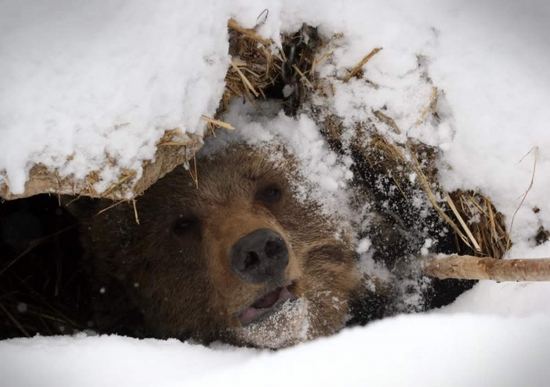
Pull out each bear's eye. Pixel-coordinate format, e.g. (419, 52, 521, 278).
(256, 184, 282, 204)
(172, 217, 198, 237)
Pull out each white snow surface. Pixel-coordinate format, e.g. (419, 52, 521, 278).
(0, 0, 229, 193)
(202, 101, 353, 219)
(3, 314, 550, 387)
(2, 0, 550, 386)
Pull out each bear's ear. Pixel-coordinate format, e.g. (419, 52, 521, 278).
(61, 195, 102, 222)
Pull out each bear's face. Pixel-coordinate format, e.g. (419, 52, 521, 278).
(79, 145, 360, 348)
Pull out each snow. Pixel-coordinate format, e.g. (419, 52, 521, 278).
(2, 0, 550, 385)
(441, 241, 550, 317)
(203, 102, 353, 219)
(193, 314, 550, 387)
(0, 335, 256, 387)
(400, 0, 550, 245)
(3, 314, 550, 387)
(0, 0, 229, 193)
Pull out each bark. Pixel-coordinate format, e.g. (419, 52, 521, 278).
(422, 254, 550, 282)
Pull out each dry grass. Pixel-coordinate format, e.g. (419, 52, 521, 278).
(506, 147, 539, 250)
(322, 110, 509, 259)
(320, 112, 509, 259)
(221, 21, 281, 111)
(221, 20, 320, 116)
(343, 47, 383, 83)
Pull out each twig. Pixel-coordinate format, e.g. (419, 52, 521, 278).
(95, 200, 124, 216)
(231, 62, 260, 97)
(414, 87, 438, 126)
(407, 147, 471, 247)
(446, 193, 481, 252)
(64, 194, 83, 207)
(255, 9, 269, 28)
(423, 254, 550, 282)
(373, 110, 402, 134)
(344, 47, 383, 83)
(132, 198, 140, 225)
(200, 115, 235, 131)
(507, 147, 539, 250)
(292, 64, 314, 88)
(228, 18, 272, 46)
(102, 172, 136, 196)
(311, 51, 333, 74)
(188, 152, 199, 189)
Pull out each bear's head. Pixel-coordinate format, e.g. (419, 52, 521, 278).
(71, 144, 364, 348)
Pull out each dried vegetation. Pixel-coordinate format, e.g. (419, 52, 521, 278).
(221, 18, 509, 261)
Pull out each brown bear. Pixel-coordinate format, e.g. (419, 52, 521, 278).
(69, 144, 378, 349)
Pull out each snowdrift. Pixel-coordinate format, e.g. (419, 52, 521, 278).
(2, 0, 550, 386)
(0, 1, 227, 200)
(2, 314, 550, 387)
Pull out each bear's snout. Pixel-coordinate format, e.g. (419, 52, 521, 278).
(230, 228, 289, 284)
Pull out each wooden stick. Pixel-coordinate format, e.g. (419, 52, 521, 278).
(422, 254, 550, 282)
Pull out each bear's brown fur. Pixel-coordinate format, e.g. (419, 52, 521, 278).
(71, 144, 365, 348)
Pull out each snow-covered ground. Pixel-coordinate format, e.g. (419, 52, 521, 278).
(2, 0, 550, 386)
(3, 314, 550, 387)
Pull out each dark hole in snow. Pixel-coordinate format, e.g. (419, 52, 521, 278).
(0, 195, 90, 339)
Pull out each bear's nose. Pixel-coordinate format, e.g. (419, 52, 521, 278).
(230, 228, 289, 284)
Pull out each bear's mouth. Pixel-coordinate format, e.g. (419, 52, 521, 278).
(238, 282, 297, 326)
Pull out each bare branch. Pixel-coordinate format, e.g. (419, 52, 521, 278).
(422, 254, 550, 282)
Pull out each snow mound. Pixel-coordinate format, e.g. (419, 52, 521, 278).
(2, 314, 550, 387)
(0, 1, 230, 197)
